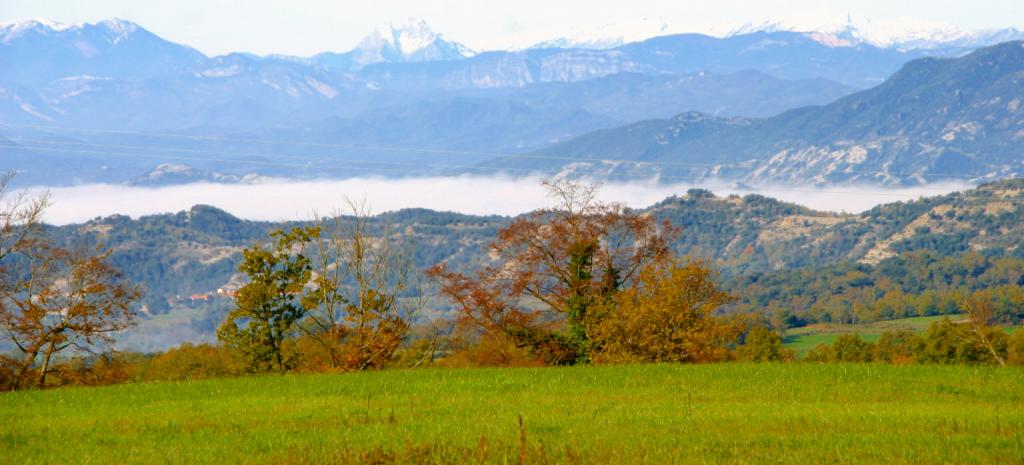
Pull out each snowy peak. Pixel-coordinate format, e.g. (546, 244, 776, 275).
(0, 17, 142, 43)
(94, 18, 140, 39)
(369, 18, 439, 55)
(349, 18, 473, 67)
(0, 18, 72, 43)
(528, 17, 673, 50)
(0, 17, 206, 84)
(728, 18, 1024, 51)
(509, 16, 1023, 53)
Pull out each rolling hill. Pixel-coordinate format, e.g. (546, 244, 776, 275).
(35, 179, 1024, 350)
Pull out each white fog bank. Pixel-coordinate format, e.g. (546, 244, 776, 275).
(24, 176, 974, 225)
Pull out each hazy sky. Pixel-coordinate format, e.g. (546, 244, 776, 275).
(2, 0, 1023, 56)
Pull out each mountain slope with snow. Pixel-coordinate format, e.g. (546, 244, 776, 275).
(729, 20, 1024, 53)
(314, 18, 474, 70)
(513, 17, 1024, 55)
(526, 17, 673, 50)
(0, 18, 207, 83)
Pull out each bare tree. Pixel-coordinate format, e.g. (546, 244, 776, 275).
(300, 200, 425, 371)
(0, 245, 142, 389)
(0, 172, 49, 262)
(961, 297, 1007, 367)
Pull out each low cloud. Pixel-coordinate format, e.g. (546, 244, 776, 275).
(23, 176, 973, 225)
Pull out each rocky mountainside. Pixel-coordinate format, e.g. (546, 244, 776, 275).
(490, 41, 1024, 186)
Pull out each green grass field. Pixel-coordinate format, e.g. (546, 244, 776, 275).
(781, 315, 1021, 355)
(2, 364, 1023, 464)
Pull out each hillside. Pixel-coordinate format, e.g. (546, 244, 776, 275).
(38, 179, 1024, 350)
(491, 41, 1024, 186)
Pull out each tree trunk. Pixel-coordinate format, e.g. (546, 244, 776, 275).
(976, 328, 1007, 367)
(37, 338, 57, 388)
(13, 348, 39, 390)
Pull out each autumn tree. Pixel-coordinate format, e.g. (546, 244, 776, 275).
(297, 202, 423, 371)
(217, 226, 317, 372)
(589, 258, 739, 363)
(430, 180, 676, 364)
(0, 245, 141, 389)
(145, 343, 244, 381)
(430, 267, 548, 366)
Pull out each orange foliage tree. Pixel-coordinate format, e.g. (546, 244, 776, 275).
(589, 258, 740, 363)
(0, 245, 142, 389)
(430, 180, 678, 364)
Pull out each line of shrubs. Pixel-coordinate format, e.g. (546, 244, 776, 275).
(11, 316, 1018, 390)
(801, 319, 1023, 365)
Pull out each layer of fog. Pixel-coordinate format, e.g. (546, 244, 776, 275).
(25, 176, 974, 225)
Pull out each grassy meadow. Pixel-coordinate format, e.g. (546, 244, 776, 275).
(2, 364, 1023, 465)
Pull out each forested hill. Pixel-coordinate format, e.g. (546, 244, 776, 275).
(41, 179, 1024, 349)
(46, 179, 1024, 301)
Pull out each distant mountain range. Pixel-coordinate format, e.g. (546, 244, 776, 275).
(485, 17, 1024, 53)
(486, 41, 1024, 186)
(721, 19, 1024, 52)
(1, 17, 1023, 187)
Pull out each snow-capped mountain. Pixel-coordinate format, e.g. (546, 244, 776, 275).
(314, 18, 474, 70)
(527, 17, 674, 50)
(0, 18, 206, 83)
(506, 16, 1023, 54)
(727, 18, 1024, 52)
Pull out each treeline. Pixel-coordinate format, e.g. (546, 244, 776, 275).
(732, 251, 1024, 327)
(804, 317, 1023, 366)
(2, 177, 1023, 391)
(42, 179, 1024, 320)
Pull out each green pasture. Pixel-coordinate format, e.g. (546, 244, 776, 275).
(2, 363, 1022, 464)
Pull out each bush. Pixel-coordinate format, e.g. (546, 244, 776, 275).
(52, 352, 147, 387)
(804, 343, 834, 363)
(873, 330, 923, 364)
(918, 318, 1009, 365)
(736, 327, 793, 362)
(831, 334, 874, 362)
(145, 344, 244, 381)
(1009, 331, 1024, 366)
(918, 318, 960, 364)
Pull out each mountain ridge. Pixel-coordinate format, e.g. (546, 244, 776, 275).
(486, 40, 1024, 186)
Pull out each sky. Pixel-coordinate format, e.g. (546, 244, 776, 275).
(2, 0, 1023, 56)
